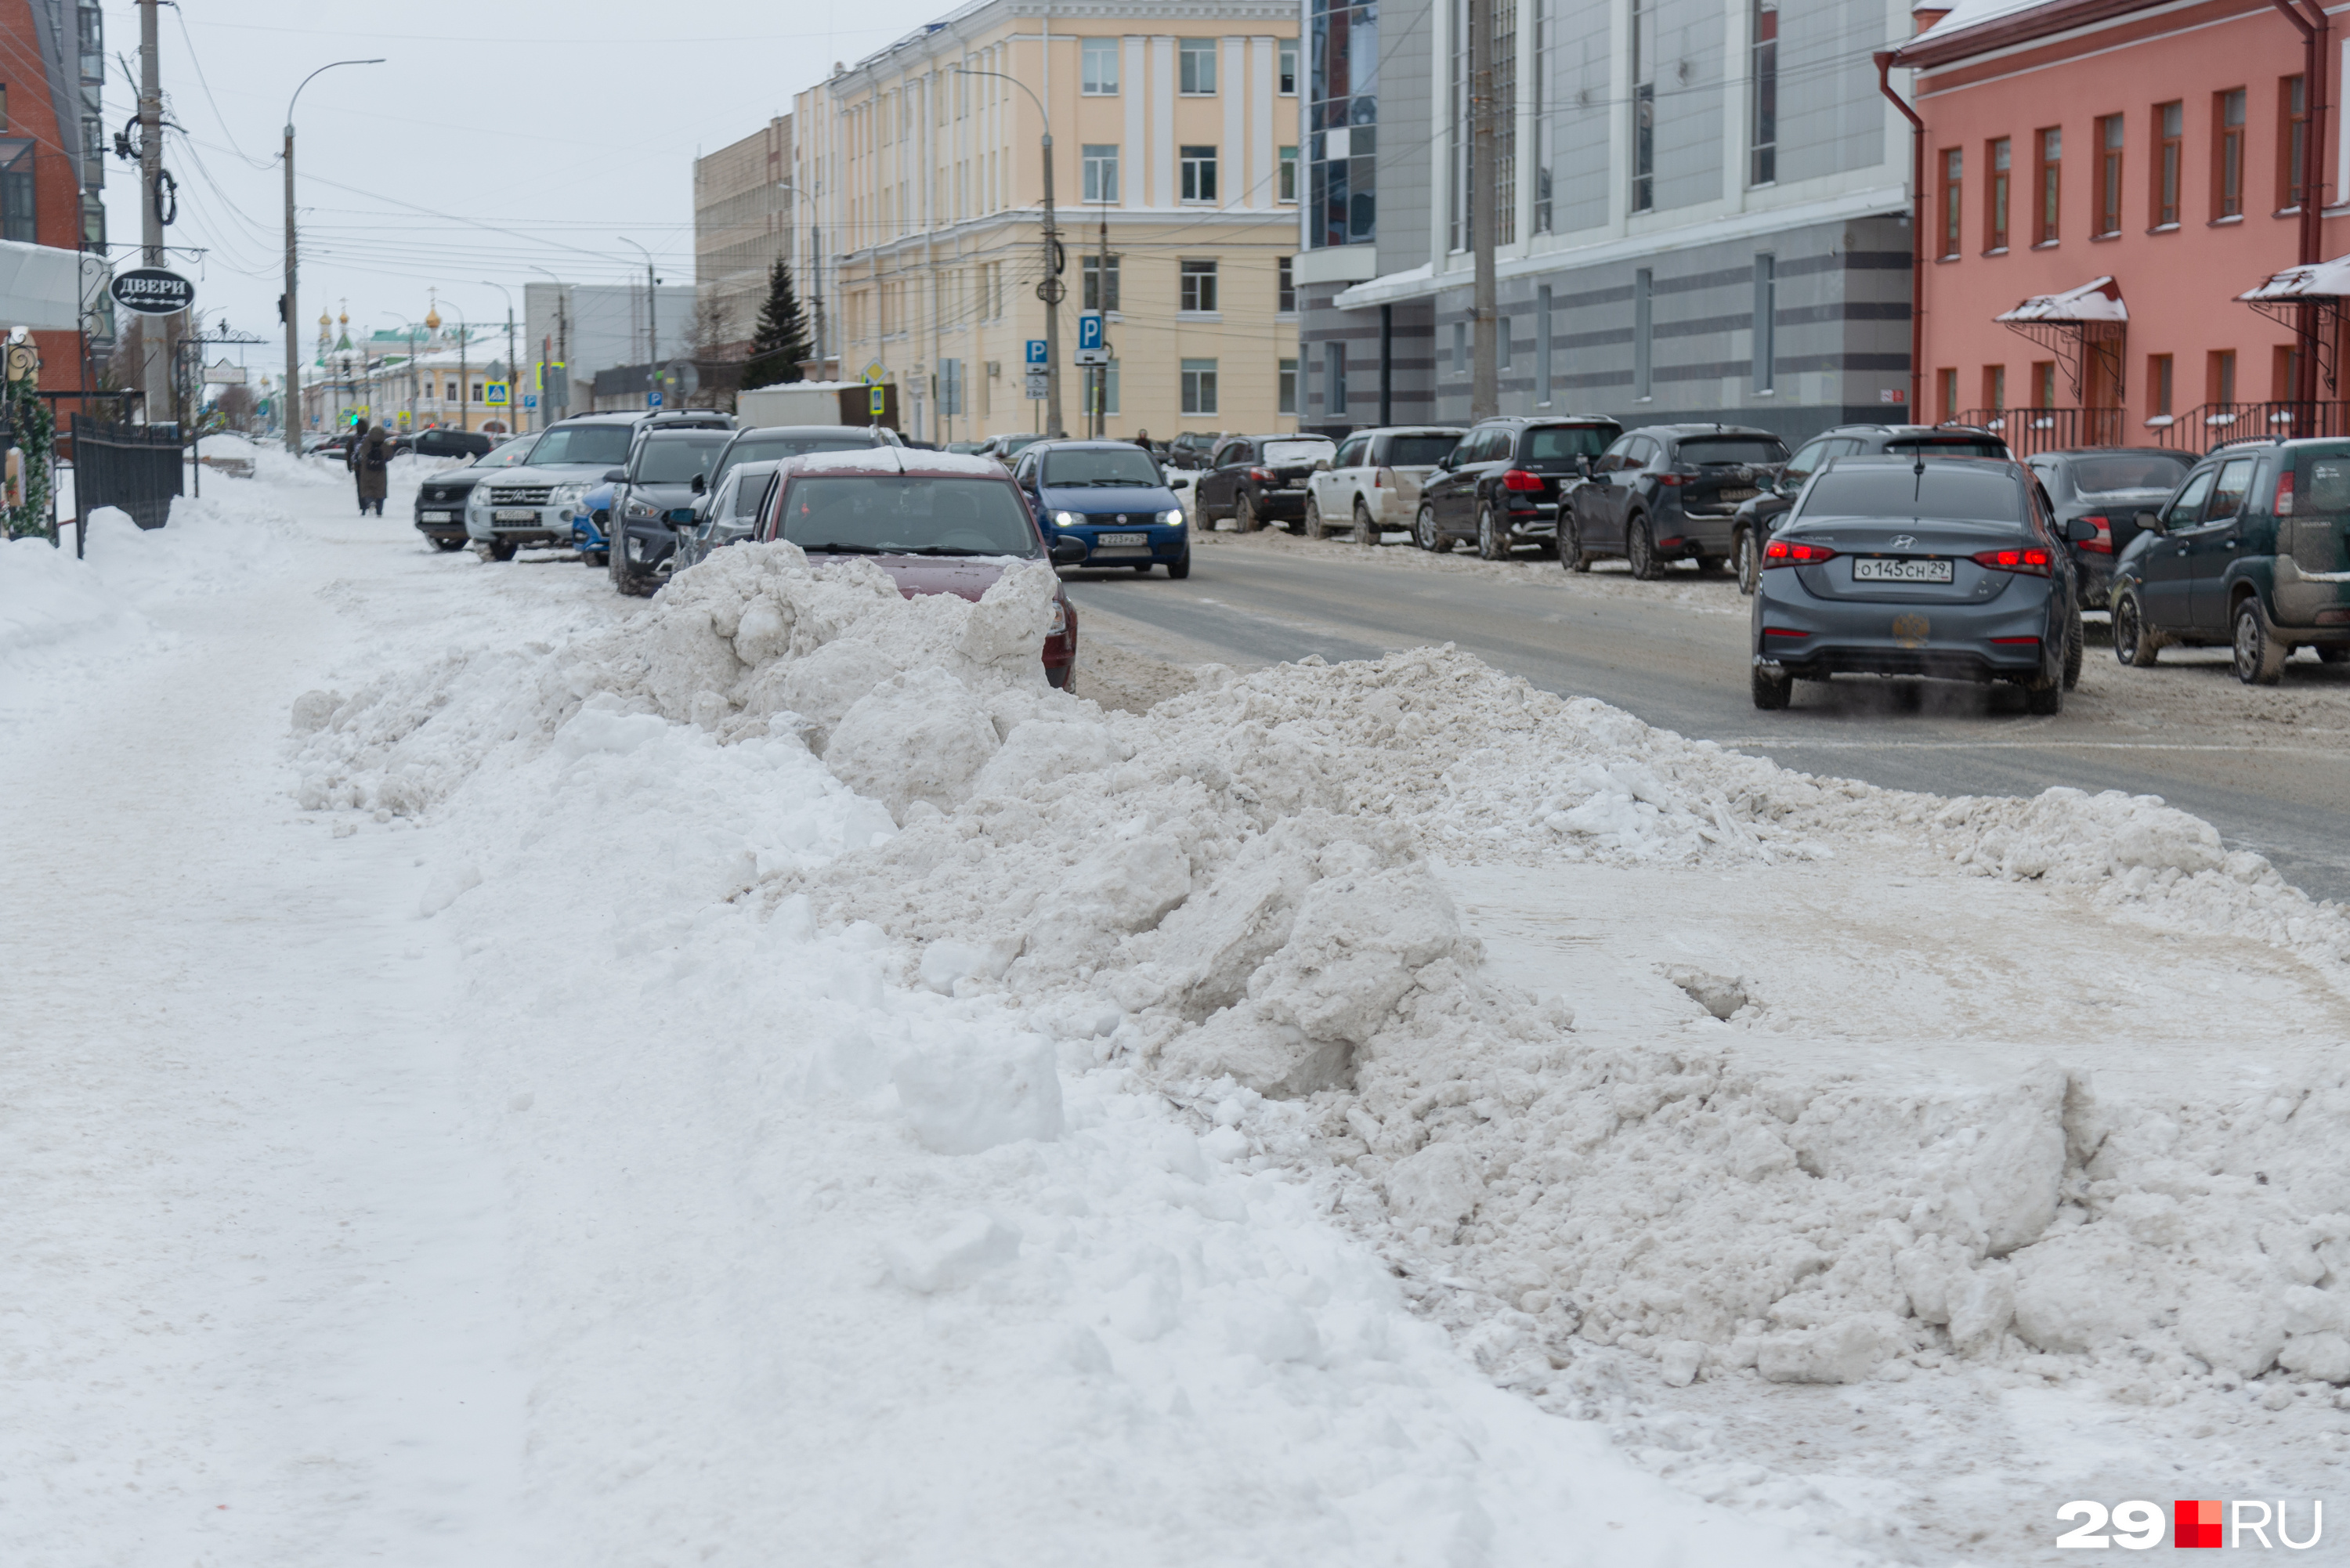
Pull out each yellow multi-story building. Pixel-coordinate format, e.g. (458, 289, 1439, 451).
(791, 0, 1303, 444)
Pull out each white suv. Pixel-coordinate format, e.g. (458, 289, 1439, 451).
(1303, 426, 1467, 543)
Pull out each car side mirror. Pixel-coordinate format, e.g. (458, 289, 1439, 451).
(1049, 538, 1086, 565)
(604, 467, 627, 483)
(2064, 517, 2098, 544)
(1167, 473, 1192, 490)
(2135, 509, 2160, 533)
(690, 473, 706, 494)
(1314, 457, 1332, 471)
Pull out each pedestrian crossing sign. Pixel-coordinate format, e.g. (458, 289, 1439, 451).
(484, 381, 511, 406)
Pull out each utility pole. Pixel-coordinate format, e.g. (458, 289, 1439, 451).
(1469, 0, 1499, 421)
(1095, 211, 1110, 437)
(1039, 132, 1064, 437)
(280, 59, 382, 453)
(139, 0, 171, 428)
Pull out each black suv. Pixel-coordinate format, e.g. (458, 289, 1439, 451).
(2023, 446, 2196, 608)
(609, 428, 735, 597)
(1414, 415, 1620, 557)
(1730, 425, 2007, 591)
(414, 432, 537, 551)
(2109, 436, 2350, 681)
(1565, 425, 1788, 577)
(1195, 432, 1338, 531)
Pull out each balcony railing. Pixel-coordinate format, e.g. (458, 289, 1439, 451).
(2139, 402, 2350, 452)
(1953, 407, 2125, 456)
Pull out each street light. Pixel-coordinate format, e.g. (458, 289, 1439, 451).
(620, 237, 661, 399)
(776, 183, 830, 377)
(952, 66, 1064, 438)
(280, 57, 385, 455)
(479, 280, 517, 432)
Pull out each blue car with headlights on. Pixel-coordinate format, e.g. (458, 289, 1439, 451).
(571, 481, 614, 565)
(1011, 439, 1190, 577)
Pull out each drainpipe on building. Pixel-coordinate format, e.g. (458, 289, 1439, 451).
(1875, 52, 1927, 421)
(2269, 0, 2330, 409)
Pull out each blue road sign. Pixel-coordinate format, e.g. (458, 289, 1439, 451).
(1025, 338, 1048, 367)
(1077, 313, 1104, 352)
(648, 391, 664, 408)
(523, 393, 538, 410)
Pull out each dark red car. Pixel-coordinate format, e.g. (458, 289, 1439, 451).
(757, 452, 1082, 687)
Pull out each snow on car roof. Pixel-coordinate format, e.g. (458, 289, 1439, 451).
(783, 446, 1010, 478)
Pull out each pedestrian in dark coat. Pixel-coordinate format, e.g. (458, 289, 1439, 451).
(349, 422, 393, 514)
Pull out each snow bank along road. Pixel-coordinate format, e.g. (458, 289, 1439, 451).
(5, 457, 2350, 1566)
(1060, 526, 2350, 905)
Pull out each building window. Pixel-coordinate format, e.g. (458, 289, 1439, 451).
(1536, 284, 1553, 405)
(2280, 74, 2308, 210)
(2216, 88, 2245, 218)
(1278, 357, 1298, 414)
(1082, 38, 1119, 96)
(1181, 357, 1219, 414)
(1750, 0, 1777, 186)
(1452, 320, 1466, 376)
(1279, 39, 1299, 95)
(1938, 367, 1958, 421)
(1325, 341, 1348, 415)
(2033, 361, 2057, 409)
(1312, 2, 1376, 249)
(1179, 144, 1218, 203)
(1081, 253, 1121, 312)
(1753, 254, 1776, 392)
(1632, 268, 1653, 399)
(1630, 0, 1656, 213)
(1082, 143, 1119, 203)
(1179, 258, 1218, 313)
(1941, 148, 1963, 258)
(1497, 314, 1512, 370)
(1983, 365, 2006, 410)
(0, 85, 9, 134)
(2153, 103, 2182, 227)
(1279, 145, 1299, 203)
(1277, 256, 1296, 313)
(1179, 38, 1217, 94)
(2149, 353, 2173, 416)
(2209, 348, 2236, 404)
(2275, 344, 2304, 399)
(1987, 136, 2011, 250)
(472, 381, 485, 404)
(2036, 127, 2060, 244)
(2095, 114, 2122, 237)
(0, 154, 33, 244)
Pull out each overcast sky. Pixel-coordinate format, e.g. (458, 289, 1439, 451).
(99, 0, 953, 377)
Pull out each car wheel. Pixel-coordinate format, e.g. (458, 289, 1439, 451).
(1353, 499, 1377, 545)
(484, 538, 516, 562)
(1733, 527, 1759, 595)
(2063, 606, 2084, 690)
(1560, 516, 1592, 573)
(2023, 637, 2066, 714)
(432, 537, 465, 552)
(1415, 503, 1451, 553)
(1477, 504, 1506, 561)
(1303, 497, 1325, 539)
(1626, 514, 1660, 580)
(1751, 665, 1792, 710)
(2232, 597, 2288, 685)
(1235, 492, 1260, 533)
(584, 551, 608, 568)
(1167, 549, 1191, 580)
(2112, 592, 2160, 666)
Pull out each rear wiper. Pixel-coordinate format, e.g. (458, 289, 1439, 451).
(795, 540, 881, 554)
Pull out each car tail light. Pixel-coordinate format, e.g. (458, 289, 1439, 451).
(1972, 546, 2055, 576)
(1654, 472, 1686, 486)
(1249, 467, 1275, 482)
(2275, 471, 2296, 515)
(2077, 515, 2113, 554)
(1501, 468, 1546, 492)
(1761, 538, 1837, 567)
(1990, 636, 2043, 645)
(1373, 467, 1392, 489)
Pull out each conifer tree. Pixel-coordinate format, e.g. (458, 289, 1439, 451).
(743, 260, 812, 388)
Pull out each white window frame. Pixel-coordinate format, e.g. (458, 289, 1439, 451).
(1278, 144, 1299, 203)
(1180, 144, 1219, 204)
(1082, 37, 1119, 96)
(1179, 258, 1219, 314)
(1178, 38, 1218, 95)
(1278, 39, 1300, 95)
(1182, 357, 1219, 415)
(1082, 143, 1120, 204)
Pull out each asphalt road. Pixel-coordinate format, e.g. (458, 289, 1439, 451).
(1061, 537, 2350, 904)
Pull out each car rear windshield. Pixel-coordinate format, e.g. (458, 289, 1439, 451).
(732, 435, 871, 464)
(779, 476, 1039, 557)
(1524, 425, 1614, 461)
(1043, 448, 1162, 487)
(1802, 468, 2025, 522)
(631, 438, 728, 484)
(2294, 453, 2350, 515)
(1678, 435, 1789, 465)
(527, 425, 635, 467)
(2070, 453, 2193, 493)
(1264, 439, 1336, 468)
(1887, 437, 2009, 459)
(1386, 435, 1462, 466)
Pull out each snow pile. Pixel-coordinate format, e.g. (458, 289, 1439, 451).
(292, 540, 2350, 1428)
(196, 431, 341, 489)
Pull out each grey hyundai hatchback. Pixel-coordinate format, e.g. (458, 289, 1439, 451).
(1750, 457, 2088, 713)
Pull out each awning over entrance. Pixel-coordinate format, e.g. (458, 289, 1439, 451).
(1994, 276, 2128, 323)
(0, 239, 89, 331)
(2237, 257, 2347, 397)
(2238, 255, 2350, 302)
(1994, 276, 2126, 402)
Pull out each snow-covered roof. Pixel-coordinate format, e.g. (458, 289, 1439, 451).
(1996, 276, 2128, 323)
(2238, 255, 2350, 302)
(1906, 0, 2051, 47)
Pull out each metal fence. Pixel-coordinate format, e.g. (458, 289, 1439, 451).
(1952, 407, 2125, 457)
(68, 415, 182, 533)
(2142, 402, 2350, 451)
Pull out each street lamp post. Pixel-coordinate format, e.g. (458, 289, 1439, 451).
(281, 57, 385, 455)
(621, 238, 660, 404)
(953, 67, 1063, 437)
(777, 183, 829, 378)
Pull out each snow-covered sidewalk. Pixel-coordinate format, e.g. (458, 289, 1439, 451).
(7, 460, 2350, 1565)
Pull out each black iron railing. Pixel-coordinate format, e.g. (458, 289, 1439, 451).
(69, 414, 183, 533)
(2140, 402, 2350, 451)
(1953, 407, 2125, 456)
